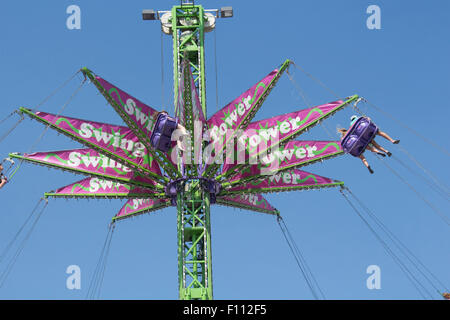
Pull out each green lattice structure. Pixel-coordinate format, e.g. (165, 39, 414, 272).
(169, 3, 212, 299)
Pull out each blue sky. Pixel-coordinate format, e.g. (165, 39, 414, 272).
(0, 0, 449, 299)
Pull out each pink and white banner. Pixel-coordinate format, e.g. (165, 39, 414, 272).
(17, 148, 159, 189)
(176, 63, 186, 126)
(186, 62, 206, 124)
(242, 100, 346, 158)
(225, 169, 342, 194)
(95, 75, 159, 137)
(187, 64, 206, 168)
(114, 198, 170, 221)
(46, 177, 157, 198)
(206, 67, 280, 161)
(216, 193, 278, 215)
(224, 140, 343, 178)
(27, 109, 161, 175)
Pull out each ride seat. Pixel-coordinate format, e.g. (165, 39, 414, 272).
(150, 113, 179, 153)
(341, 117, 378, 157)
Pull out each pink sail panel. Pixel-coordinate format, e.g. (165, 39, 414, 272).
(216, 193, 279, 215)
(225, 169, 342, 194)
(95, 75, 159, 137)
(224, 140, 343, 179)
(187, 64, 206, 167)
(223, 163, 260, 182)
(186, 62, 206, 124)
(113, 198, 170, 221)
(206, 67, 280, 159)
(243, 100, 345, 158)
(28, 109, 161, 175)
(176, 65, 185, 126)
(175, 61, 206, 169)
(16, 148, 160, 189)
(46, 177, 158, 198)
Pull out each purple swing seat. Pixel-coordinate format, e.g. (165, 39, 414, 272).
(341, 117, 378, 157)
(150, 113, 178, 153)
(164, 178, 222, 206)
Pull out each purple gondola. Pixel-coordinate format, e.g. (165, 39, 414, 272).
(150, 112, 179, 153)
(341, 117, 378, 157)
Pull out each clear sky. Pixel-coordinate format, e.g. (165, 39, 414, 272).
(0, 0, 448, 299)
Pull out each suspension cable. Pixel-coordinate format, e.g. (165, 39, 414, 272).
(0, 199, 43, 264)
(286, 69, 337, 140)
(8, 77, 86, 184)
(0, 111, 17, 126)
(95, 223, 115, 299)
(86, 224, 112, 299)
(364, 99, 450, 158)
(390, 154, 449, 202)
(0, 198, 48, 288)
(0, 112, 24, 144)
(1, 159, 22, 185)
(5, 161, 21, 182)
(396, 145, 449, 195)
(1, 158, 15, 176)
(0, 69, 84, 175)
(344, 187, 449, 295)
(277, 215, 325, 300)
(214, 28, 219, 111)
(28, 77, 86, 153)
(289, 59, 448, 298)
(32, 70, 81, 112)
(278, 217, 319, 300)
(161, 30, 165, 110)
(0, 72, 85, 186)
(281, 216, 326, 299)
(290, 62, 450, 158)
(290, 62, 341, 99)
(339, 188, 433, 299)
(86, 222, 116, 300)
(0, 77, 84, 282)
(286, 69, 313, 106)
(374, 155, 449, 226)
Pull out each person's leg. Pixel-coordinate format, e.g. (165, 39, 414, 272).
(377, 130, 400, 144)
(359, 154, 374, 174)
(370, 140, 391, 156)
(367, 144, 386, 156)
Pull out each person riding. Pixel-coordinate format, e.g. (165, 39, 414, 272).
(338, 128, 376, 174)
(0, 164, 8, 189)
(350, 115, 400, 147)
(338, 116, 400, 174)
(153, 111, 189, 151)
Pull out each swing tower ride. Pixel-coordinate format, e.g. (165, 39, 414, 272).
(10, 1, 359, 299)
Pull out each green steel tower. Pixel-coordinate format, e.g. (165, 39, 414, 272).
(143, 2, 233, 300)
